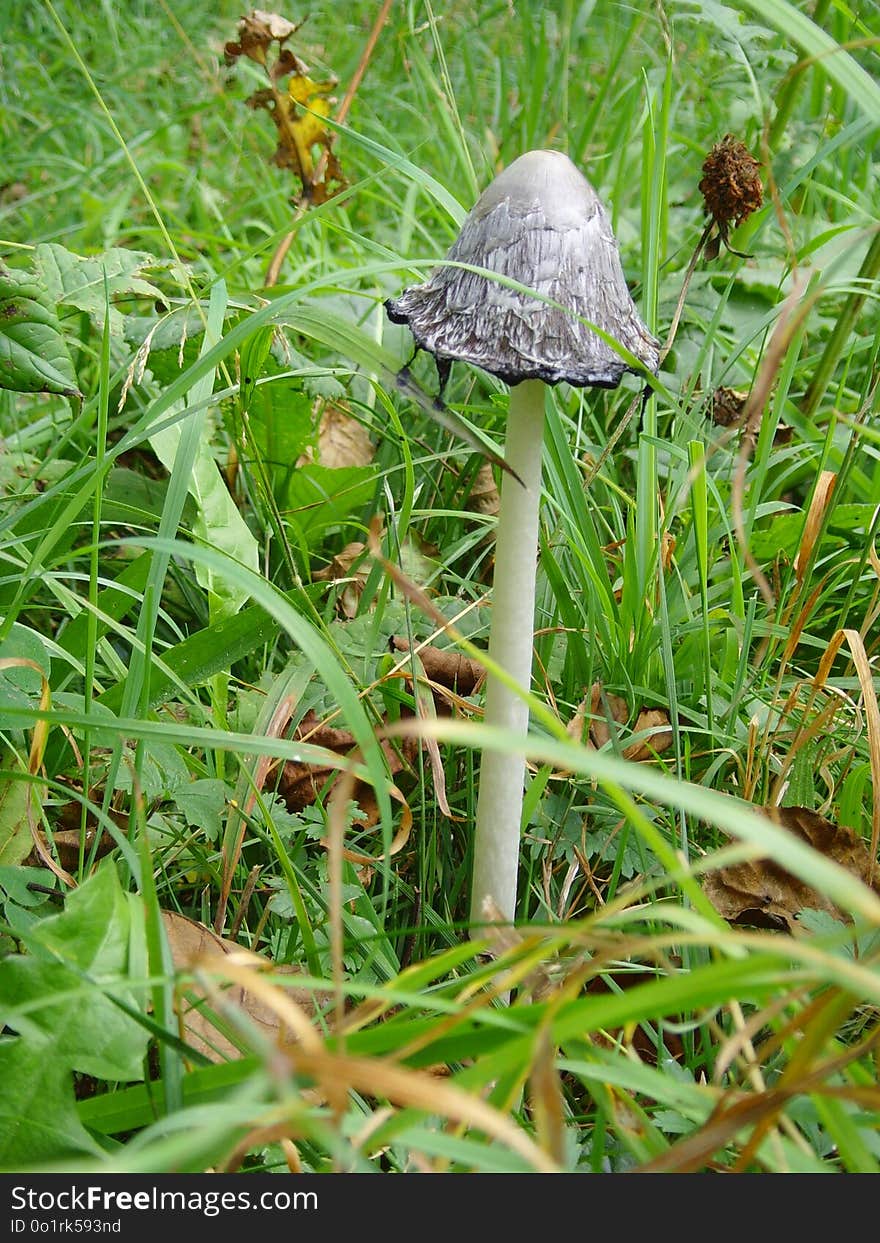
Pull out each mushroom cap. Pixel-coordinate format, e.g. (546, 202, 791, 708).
(386, 149, 660, 388)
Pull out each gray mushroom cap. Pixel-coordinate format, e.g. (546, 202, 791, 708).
(386, 149, 660, 389)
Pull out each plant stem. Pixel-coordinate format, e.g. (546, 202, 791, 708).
(471, 379, 546, 927)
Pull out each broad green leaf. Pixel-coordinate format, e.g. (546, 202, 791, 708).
(246, 374, 314, 477)
(0, 763, 35, 868)
(26, 863, 137, 975)
(0, 959, 147, 1081)
(149, 401, 259, 620)
(0, 266, 80, 396)
(0, 865, 56, 908)
(285, 462, 377, 545)
(97, 598, 279, 712)
(78, 1056, 263, 1136)
(113, 739, 189, 799)
(35, 242, 167, 335)
(238, 324, 276, 412)
(0, 623, 50, 730)
(0, 865, 150, 1083)
(0, 1037, 102, 1167)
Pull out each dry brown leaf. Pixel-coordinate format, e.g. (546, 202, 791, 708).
(566, 694, 589, 744)
(466, 461, 500, 518)
(702, 806, 880, 932)
(297, 403, 373, 469)
(624, 708, 674, 761)
(579, 684, 672, 760)
(225, 10, 303, 62)
(586, 682, 629, 749)
(711, 385, 748, 427)
(162, 910, 330, 1062)
(319, 786, 412, 866)
(564, 684, 672, 769)
(280, 709, 417, 828)
(24, 795, 127, 874)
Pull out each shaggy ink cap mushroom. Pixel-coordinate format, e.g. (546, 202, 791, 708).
(387, 151, 658, 930)
(386, 148, 660, 387)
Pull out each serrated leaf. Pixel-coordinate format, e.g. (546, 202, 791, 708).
(35, 242, 167, 335)
(0, 266, 80, 396)
(173, 778, 228, 841)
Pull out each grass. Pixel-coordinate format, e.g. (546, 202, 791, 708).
(0, 0, 878, 1173)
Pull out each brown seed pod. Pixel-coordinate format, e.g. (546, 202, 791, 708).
(698, 134, 763, 257)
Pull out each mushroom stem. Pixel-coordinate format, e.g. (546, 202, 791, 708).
(471, 378, 546, 927)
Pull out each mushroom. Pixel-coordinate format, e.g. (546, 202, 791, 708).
(386, 149, 659, 926)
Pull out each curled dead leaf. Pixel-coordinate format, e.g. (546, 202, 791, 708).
(586, 683, 628, 749)
(577, 683, 672, 760)
(390, 636, 484, 700)
(318, 782, 412, 866)
(624, 708, 674, 762)
(702, 806, 880, 931)
(225, 10, 303, 63)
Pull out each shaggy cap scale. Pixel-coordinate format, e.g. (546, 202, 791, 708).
(386, 149, 659, 388)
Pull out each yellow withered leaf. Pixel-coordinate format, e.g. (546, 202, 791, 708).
(226, 10, 346, 206)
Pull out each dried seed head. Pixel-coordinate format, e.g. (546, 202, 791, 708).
(386, 150, 659, 389)
(699, 135, 763, 239)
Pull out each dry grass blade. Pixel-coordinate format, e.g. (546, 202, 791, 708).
(287, 1045, 559, 1172)
(794, 470, 836, 588)
(529, 1023, 567, 1166)
(813, 629, 880, 882)
(731, 273, 809, 609)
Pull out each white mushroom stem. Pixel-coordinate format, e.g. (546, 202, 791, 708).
(471, 379, 546, 927)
